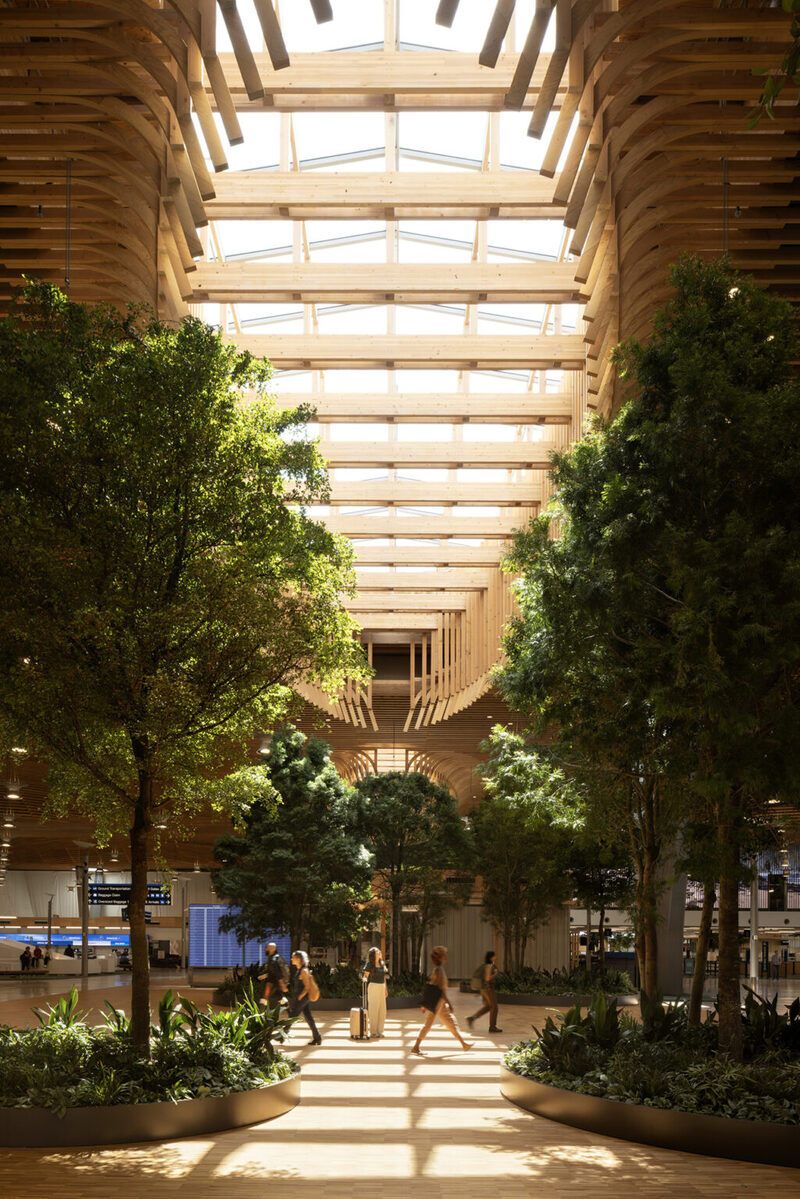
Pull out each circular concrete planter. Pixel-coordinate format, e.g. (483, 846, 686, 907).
(495, 992, 638, 1007)
(0, 1071, 300, 1148)
(314, 995, 421, 1011)
(500, 1066, 800, 1168)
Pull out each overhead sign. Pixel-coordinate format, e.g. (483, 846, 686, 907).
(88, 884, 171, 906)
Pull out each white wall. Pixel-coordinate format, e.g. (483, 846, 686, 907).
(0, 870, 216, 920)
(428, 904, 569, 977)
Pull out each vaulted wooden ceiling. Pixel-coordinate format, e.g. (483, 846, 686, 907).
(1, 1, 798, 866)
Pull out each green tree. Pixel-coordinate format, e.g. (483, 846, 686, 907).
(0, 284, 365, 1053)
(500, 517, 685, 999)
(609, 256, 800, 1055)
(355, 771, 472, 976)
(567, 833, 634, 976)
(212, 727, 373, 950)
(503, 256, 800, 1055)
(473, 728, 581, 974)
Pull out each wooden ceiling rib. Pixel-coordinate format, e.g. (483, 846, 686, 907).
(2, 2, 799, 866)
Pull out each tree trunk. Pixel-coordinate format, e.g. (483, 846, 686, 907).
(390, 886, 402, 976)
(717, 791, 743, 1059)
(129, 782, 152, 1057)
(597, 904, 606, 976)
(640, 841, 660, 999)
(689, 881, 715, 1026)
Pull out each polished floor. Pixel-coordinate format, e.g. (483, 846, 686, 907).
(0, 979, 798, 1198)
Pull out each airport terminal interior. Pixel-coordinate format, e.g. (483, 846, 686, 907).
(1, 1, 800, 1195)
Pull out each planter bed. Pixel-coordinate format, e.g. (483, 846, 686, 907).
(0, 1071, 300, 1149)
(496, 992, 638, 1007)
(500, 1066, 800, 1169)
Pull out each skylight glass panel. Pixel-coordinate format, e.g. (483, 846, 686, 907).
(214, 220, 294, 258)
(398, 0, 485, 51)
(463, 425, 517, 443)
(317, 306, 388, 333)
(328, 423, 388, 443)
(279, 0, 383, 51)
(399, 113, 489, 161)
(397, 425, 453, 443)
(291, 113, 385, 165)
(397, 469, 449, 482)
(394, 306, 464, 335)
(394, 370, 459, 393)
(220, 114, 281, 170)
(322, 370, 389, 392)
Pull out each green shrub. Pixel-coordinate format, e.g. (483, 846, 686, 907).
(505, 992, 800, 1125)
(494, 966, 634, 996)
(0, 986, 298, 1116)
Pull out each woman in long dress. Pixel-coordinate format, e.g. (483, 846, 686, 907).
(362, 946, 389, 1039)
(411, 945, 472, 1056)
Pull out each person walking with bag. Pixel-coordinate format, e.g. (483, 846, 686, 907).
(411, 945, 472, 1056)
(258, 941, 290, 1008)
(289, 950, 322, 1046)
(466, 949, 502, 1034)
(362, 946, 389, 1039)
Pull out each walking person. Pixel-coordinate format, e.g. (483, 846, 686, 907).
(467, 950, 503, 1034)
(258, 941, 290, 1007)
(771, 948, 782, 980)
(362, 946, 389, 1039)
(411, 946, 472, 1056)
(289, 950, 322, 1046)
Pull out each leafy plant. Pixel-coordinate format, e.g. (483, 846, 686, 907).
(639, 992, 689, 1043)
(0, 989, 299, 1115)
(34, 987, 84, 1029)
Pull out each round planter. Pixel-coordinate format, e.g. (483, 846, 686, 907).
(0, 1071, 300, 1148)
(495, 992, 638, 1007)
(314, 995, 422, 1011)
(500, 1066, 800, 1169)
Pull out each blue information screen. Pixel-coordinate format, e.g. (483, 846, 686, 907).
(0, 932, 130, 947)
(188, 904, 290, 969)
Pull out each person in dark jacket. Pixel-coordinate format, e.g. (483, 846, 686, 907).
(19, 946, 32, 971)
(258, 941, 290, 1007)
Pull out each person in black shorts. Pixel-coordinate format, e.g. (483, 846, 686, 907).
(411, 946, 472, 1056)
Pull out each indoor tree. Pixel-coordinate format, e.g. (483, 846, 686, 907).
(354, 771, 472, 976)
(472, 728, 580, 974)
(567, 832, 635, 976)
(0, 283, 366, 1054)
(502, 256, 800, 1054)
(212, 726, 373, 950)
(500, 517, 685, 998)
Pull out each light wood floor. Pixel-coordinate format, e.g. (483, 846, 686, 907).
(0, 982, 798, 1198)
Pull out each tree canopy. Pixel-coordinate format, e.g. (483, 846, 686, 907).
(355, 770, 472, 975)
(0, 283, 366, 1050)
(498, 256, 800, 1053)
(213, 726, 373, 950)
(473, 728, 582, 974)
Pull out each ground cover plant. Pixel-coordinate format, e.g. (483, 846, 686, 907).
(505, 989, 800, 1125)
(494, 966, 635, 996)
(0, 986, 297, 1116)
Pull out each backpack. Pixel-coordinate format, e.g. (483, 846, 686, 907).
(470, 963, 485, 993)
(305, 968, 320, 1003)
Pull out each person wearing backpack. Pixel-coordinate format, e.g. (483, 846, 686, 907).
(258, 941, 290, 1007)
(466, 949, 502, 1034)
(289, 950, 322, 1045)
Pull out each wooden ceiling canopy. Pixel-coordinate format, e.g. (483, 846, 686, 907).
(469, 0, 800, 411)
(0, 0, 796, 776)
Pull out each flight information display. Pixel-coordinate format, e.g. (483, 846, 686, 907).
(188, 904, 290, 969)
(88, 884, 171, 906)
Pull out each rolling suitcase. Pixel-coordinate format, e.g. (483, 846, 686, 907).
(350, 978, 370, 1040)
